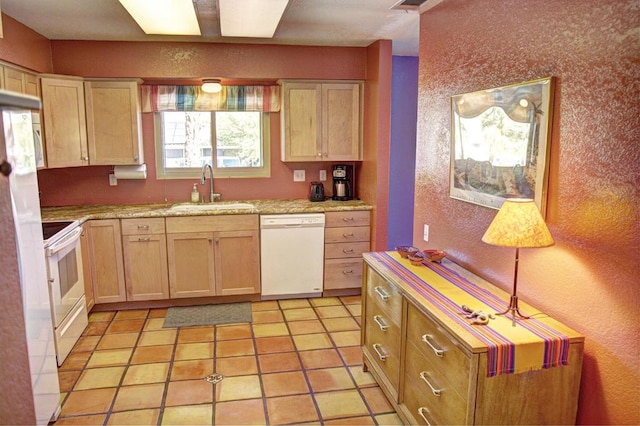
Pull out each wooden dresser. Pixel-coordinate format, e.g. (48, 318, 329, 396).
(362, 252, 584, 425)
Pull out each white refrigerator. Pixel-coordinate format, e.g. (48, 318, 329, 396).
(0, 91, 60, 424)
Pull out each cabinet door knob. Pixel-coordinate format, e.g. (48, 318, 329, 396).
(373, 315, 389, 331)
(317, 152, 322, 157)
(417, 407, 433, 426)
(419, 371, 442, 396)
(372, 343, 387, 361)
(83, 156, 89, 161)
(0, 160, 12, 177)
(374, 286, 389, 301)
(421, 334, 444, 357)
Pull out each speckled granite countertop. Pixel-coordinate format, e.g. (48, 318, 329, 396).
(40, 199, 372, 222)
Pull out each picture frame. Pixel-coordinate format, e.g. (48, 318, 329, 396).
(449, 77, 555, 215)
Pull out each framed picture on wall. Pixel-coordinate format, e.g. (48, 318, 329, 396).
(449, 77, 555, 215)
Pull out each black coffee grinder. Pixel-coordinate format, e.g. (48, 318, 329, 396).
(332, 164, 354, 201)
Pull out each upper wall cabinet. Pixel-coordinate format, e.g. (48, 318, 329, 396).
(280, 80, 363, 162)
(2, 66, 39, 98)
(84, 79, 144, 165)
(40, 75, 89, 168)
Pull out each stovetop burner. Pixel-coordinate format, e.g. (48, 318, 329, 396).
(42, 221, 77, 243)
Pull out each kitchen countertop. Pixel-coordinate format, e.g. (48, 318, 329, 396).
(40, 199, 373, 222)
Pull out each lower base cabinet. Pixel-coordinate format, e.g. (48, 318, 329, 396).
(86, 219, 126, 304)
(121, 218, 169, 301)
(166, 215, 260, 298)
(362, 253, 585, 425)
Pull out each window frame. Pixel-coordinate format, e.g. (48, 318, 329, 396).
(154, 111, 271, 179)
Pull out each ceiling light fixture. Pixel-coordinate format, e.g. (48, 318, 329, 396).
(218, 0, 289, 38)
(119, 0, 201, 35)
(201, 79, 222, 93)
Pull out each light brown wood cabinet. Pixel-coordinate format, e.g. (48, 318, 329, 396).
(84, 79, 144, 165)
(4, 67, 40, 97)
(166, 215, 260, 298)
(40, 75, 89, 168)
(280, 80, 363, 162)
(121, 218, 169, 301)
(80, 223, 95, 312)
(323, 210, 370, 291)
(86, 219, 126, 304)
(362, 254, 585, 425)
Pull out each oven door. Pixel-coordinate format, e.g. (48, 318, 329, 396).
(46, 226, 85, 327)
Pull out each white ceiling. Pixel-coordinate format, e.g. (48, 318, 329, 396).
(0, 0, 427, 56)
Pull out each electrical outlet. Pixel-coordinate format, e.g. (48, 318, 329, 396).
(109, 173, 118, 186)
(319, 170, 327, 181)
(293, 170, 306, 182)
(423, 224, 429, 242)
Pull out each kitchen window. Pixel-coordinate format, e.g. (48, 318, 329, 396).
(154, 111, 270, 179)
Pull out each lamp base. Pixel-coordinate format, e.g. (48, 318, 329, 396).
(496, 295, 530, 326)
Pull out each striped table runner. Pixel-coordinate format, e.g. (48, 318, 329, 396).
(370, 251, 570, 377)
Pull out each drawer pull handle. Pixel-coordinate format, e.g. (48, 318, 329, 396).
(417, 407, 433, 426)
(419, 371, 442, 396)
(374, 286, 389, 301)
(343, 233, 355, 237)
(342, 248, 354, 253)
(372, 343, 387, 361)
(421, 334, 444, 357)
(373, 315, 389, 331)
(342, 217, 355, 222)
(137, 237, 151, 242)
(342, 270, 354, 275)
(137, 225, 149, 230)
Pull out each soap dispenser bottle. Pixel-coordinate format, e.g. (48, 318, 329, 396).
(191, 184, 200, 203)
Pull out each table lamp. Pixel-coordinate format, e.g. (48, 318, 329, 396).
(482, 199, 554, 326)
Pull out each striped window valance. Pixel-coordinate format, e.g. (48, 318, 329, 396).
(140, 85, 281, 112)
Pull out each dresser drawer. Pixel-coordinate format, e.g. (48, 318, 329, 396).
(403, 340, 468, 425)
(325, 242, 370, 259)
(366, 270, 402, 324)
(325, 210, 370, 228)
(325, 226, 370, 243)
(406, 302, 471, 397)
(324, 259, 363, 290)
(401, 374, 472, 426)
(121, 218, 165, 235)
(364, 306, 401, 390)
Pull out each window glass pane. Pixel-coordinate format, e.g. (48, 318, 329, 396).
(215, 111, 262, 168)
(161, 111, 212, 168)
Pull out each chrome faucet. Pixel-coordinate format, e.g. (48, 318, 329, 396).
(200, 164, 220, 202)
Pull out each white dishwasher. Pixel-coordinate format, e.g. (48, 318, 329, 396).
(260, 213, 325, 299)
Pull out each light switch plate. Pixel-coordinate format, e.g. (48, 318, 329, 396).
(319, 170, 327, 181)
(423, 224, 429, 242)
(109, 173, 118, 186)
(293, 170, 306, 182)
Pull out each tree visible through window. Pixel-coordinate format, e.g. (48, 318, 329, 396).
(156, 111, 269, 178)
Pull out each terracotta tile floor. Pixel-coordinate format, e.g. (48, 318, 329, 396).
(54, 296, 403, 425)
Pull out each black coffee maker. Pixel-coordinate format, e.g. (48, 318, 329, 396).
(332, 164, 354, 201)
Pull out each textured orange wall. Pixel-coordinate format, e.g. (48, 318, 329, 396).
(360, 40, 392, 250)
(0, 13, 53, 73)
(35, 41, 371, 206)
(414, 1, 639, 424)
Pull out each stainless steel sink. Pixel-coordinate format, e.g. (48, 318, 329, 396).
(169, 202, 256, 212)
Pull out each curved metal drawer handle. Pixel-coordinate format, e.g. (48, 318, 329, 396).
(343, 233, 355, 238)
(342, 217, 355, 222)
(421, 334, 444, 357)
(343, 248, 354, 253)
(373, 315, 389, 331)
(137, 237, 151, 242)
(374, 286, 389, 301)
(372, 343, 387, 361)
(342, 270, 354, 275)
(137, 224, 150, 230)
(418, 407, 433, 426)
(419, 371, 442, 396)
